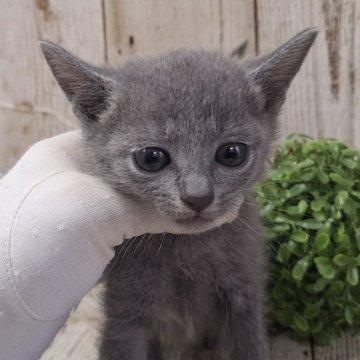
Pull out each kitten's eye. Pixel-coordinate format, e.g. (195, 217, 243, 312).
(215, 142, 248, 167)
(134, 147, 171, 172)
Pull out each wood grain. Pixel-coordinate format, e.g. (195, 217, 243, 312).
(256, 0, 359, 147)
(0, 0, 106, 172)
(103, 0, 256, 64)
(314, 334, 360, 360)
(40, 285, 105, 360)
(270, 335, 312, 360)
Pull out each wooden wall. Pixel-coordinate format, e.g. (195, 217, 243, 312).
(1, 1, 360, 359)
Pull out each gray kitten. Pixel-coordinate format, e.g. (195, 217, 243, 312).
(41, 29, 317, 360)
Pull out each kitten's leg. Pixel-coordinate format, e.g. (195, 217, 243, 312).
(230, 308, 268, 359)
(218, 292, 268, 360)
(99, 323, 152, 360)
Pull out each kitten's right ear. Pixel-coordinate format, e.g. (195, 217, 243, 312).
(40, 41, 114, 124)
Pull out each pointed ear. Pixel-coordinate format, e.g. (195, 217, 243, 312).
(231, 41, 248, 59)
(40, 41, 113, 123)
(246, 28, 317, 113)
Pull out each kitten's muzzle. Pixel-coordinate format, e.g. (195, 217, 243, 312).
(180, 193, 214, 212)
(180, 174, 214, 212)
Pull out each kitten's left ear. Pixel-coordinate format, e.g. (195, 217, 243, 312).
(230, 41, 248, 59)
(40, 41, 114, 124)
(246, 28, 317, 114)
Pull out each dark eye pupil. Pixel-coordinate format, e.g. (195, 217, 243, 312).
(134, 147, 170, 172)
(216, 142, 248, 167)
(145, 150, 161, 164)
(224, 146, 238, 159)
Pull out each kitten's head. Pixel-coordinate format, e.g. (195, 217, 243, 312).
(41, 29, 317, 234)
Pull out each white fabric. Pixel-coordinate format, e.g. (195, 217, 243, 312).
(0, 131, 168, 360)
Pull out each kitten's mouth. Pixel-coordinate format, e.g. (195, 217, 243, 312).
(175, 214, 214, 225)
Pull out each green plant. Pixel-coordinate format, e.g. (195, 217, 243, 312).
(256, 133, 360, 345)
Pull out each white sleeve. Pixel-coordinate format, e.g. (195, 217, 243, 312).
(0, 131, 163, 360)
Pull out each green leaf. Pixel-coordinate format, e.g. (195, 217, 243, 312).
(292, 256, 311, 281)
(313, 278, 329, 292)
(277, 244, 289, 264)
(317, 169, 330, 184)
(332, 209, 343, 220)
(291, 230, 309, 243)
(347, 266, 359, 286)
(273, 214, 287, 223)
(333, 254, 351, 266)
(299, 219, 323, 230)
(299, 171, 314, 181)
(287, 240, 302, 256)
(286, 206, 301, 216)
(329, 173, 352, 188)
(337, 222, 345, 235)
(343, 199, 357, 219)
(345, 306, 354, 325)
(272, 284, 285, 300)
(311, 198, 327, 212)
(286, 184, 307, 198)
(327, 281, 344, 296)
(297, 159, 314, 169)
(314, 257, 336, 280)
(313, 232, 330, 253)
(301, 142, 313, 155)
(313, 211, 327, 222)
(335, 233, 350, 247)
(297, 200, 308, 213)
(275, 308, 293, 326)
(293, 312, 309, 332)
(273, 223, 290, 232)
(286, 200, 309, 216)
(304, 303, 320, 319)
(341, 148, 359, 157)
(355, 229, 360, 251)
(342, 159, 357, 169)
(351, 191, 360, 200)
(335, 191, 349, 208)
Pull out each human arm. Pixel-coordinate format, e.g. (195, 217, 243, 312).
(0, 131, 163, 360)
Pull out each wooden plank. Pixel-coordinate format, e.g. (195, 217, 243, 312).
(40, 285, 105, 360)
(0, 0, 105, 173)
(314, 334, 360, 360)
(256, 0, 358, 147)
(0, 110, 70, 174)
(270, 335, 312, 360)
(103, 0, 256, 65)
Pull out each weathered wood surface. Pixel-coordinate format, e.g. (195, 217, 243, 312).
(0, 0, 105, 172)
(41, 285, 105, 360)
(1, 1, 360, 359)
(257, 0, 360, 147)
(314, 335, 360, 360)
(104, 0, 256, 63)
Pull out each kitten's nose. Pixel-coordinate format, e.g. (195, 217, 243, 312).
(181, 174, 214, 212)
(181, 193, 214, 212)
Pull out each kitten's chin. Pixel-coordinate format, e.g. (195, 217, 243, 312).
(166, 207, 241, 235)
(157, 195, 244, 235)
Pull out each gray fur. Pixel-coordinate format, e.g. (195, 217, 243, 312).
(41, 28, 317, 360)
